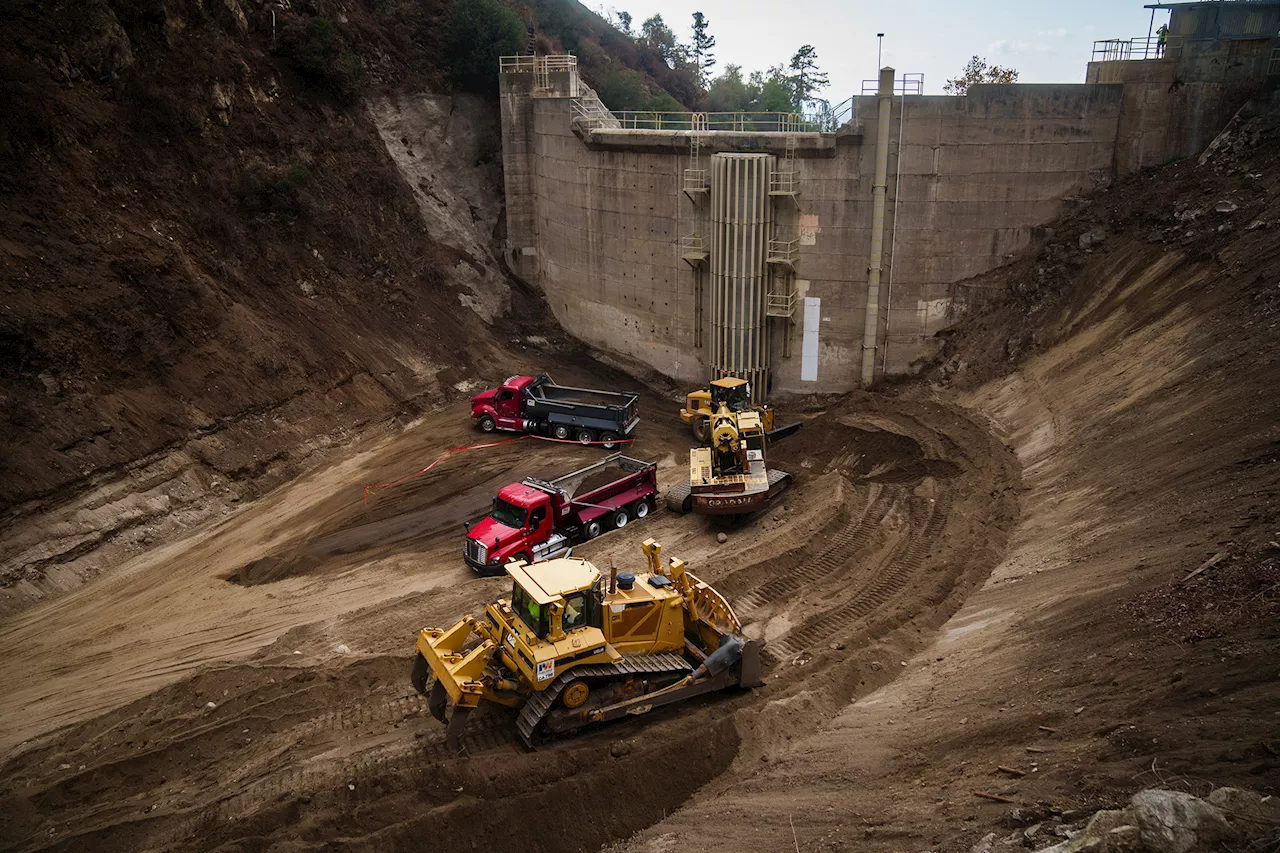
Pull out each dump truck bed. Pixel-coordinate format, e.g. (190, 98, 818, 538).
(523, 376, 640, 435)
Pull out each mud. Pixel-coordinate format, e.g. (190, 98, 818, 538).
(0, 373, 1018, 852)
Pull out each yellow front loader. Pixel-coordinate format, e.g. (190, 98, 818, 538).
(679, 376, 800, 444)
(411, 539, 762, 748)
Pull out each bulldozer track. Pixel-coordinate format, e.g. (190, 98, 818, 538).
(296, 691, 429, 735)
(735, 484, 899, 614)
(766, 490, 954, 664)
(517, 653, 692, 746)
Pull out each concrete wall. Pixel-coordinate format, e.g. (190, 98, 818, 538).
(502, 77, 1124, 393)
(1087, 37, 1279, 172)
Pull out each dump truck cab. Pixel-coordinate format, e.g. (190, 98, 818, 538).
(465, 481, 567, 570)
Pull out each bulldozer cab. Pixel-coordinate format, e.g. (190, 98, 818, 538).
(709, 377, 751, 412)
(507, 559, 603, 640)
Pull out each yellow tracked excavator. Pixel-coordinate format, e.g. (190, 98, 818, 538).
(411, 539, 762, 749)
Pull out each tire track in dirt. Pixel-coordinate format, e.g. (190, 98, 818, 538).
(767, 486, 953, 664)
(734, 484, 899, 615)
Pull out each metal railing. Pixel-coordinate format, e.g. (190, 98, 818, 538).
(770, 171, 798, 194)
(766, 290, 798, 318)
(1091, 35, 1184, 61)
(680, 235, 708, 255)
(571, 86, 620, 129)
(608, 111, 828, 132)
(767, 237, 799, 263)
(861, 73, 924, 95)
(499, 55, 578, 73)
(683, 168, 708, 192)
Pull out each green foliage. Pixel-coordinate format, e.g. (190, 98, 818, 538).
(278, 16, 366, 101)
(641, 14, 682, 69)
(755, 67, 796, 112)
(788, 45, 829, 108)
(594, 65, 649, 111)
(446, 0, 526, 93)
(943, 55, 1019, 95)
(641, 92, 682, 112)
(705, 64, 750, 112)
(616, 10, 632, 36)
(690, 11, 715, 85)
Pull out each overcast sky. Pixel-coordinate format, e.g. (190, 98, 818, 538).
(593, 0, 1170, 97)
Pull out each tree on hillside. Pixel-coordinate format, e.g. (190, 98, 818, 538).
(690, 12, 716, 86)
(943, 55, 1019, 95)
(616, 10, 632, 37)
(705, 64, 751, 112)
(445, 0, 525, 92)
(788, 45, 829, 110)
(750, 66, 795, 112)
(641, 14, 682, 69)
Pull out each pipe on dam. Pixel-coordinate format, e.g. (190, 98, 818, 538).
(709, 153, 773, 402)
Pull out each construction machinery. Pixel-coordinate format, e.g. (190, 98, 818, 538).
(472, 374, 640, 449)
(463, 454, 658, 576)
(679, 376, 801, 444)
(411, 539, 762, 748)
(666, 399, 793, 517)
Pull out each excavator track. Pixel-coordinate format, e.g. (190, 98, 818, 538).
(516, 652, 692, 747)
(665, 481, 693, 514)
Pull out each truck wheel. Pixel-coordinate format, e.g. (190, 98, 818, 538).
(585, 520, 603, 539)
(600, 431, 619, 449)
(553, 424, 572, 441)
(611, 508, 629, 530)
(577, 428, 596, 445)
(478, 415, 496, 433)
(632, 499, 650, 520)
(693, 417, 710, 443)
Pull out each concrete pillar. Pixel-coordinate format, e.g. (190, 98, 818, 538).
(860, 66, 895, 387)
(709, 153, 773, 402)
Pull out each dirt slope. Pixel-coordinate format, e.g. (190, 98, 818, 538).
(614, 105, 1280, 852)
(0, 0, 545, 614)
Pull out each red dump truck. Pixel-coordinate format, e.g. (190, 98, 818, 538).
(463, 454, 657, 576)
(470, 374, 640, 449)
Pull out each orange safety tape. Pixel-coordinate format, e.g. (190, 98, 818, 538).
(361, 432, 634, 503)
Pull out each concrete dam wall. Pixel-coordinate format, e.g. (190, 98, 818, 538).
(498, 64, 1146, 393)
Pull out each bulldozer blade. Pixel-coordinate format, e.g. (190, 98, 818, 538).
(765, 420, 803, 442)
(444, 705, 473, 754)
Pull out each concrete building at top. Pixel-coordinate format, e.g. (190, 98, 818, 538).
(500, 4, 1280, 397)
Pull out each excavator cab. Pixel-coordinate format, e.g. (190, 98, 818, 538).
(709, 377, 752, 412)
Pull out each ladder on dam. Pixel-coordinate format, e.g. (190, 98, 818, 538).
(683, 113, 709, 202)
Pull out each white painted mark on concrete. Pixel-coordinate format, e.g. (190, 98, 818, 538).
(801, 297, 820, 382)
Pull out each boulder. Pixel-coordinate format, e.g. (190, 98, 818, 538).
(1206, 787, 1280, 832)
(1130, 789, 1236, 853)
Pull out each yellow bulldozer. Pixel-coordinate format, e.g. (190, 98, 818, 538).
(411, 539, 762, 748)
(679, 377, 800, 444)
(666, 398, 793, 517)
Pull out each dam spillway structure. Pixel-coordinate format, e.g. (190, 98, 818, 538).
(708, 153, 773, 402)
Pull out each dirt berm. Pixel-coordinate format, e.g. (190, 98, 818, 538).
(1, 4, 1277, 850)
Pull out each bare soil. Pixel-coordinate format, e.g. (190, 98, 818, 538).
(2, 4, 1277, 851)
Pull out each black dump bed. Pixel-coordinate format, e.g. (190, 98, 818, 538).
(523, 375, 641, 435)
